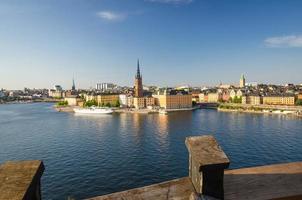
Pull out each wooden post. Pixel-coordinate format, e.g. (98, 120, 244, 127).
(0, 160, 45, 200)
(186, 136, 230, 200)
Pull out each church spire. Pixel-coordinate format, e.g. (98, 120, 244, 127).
(136, 59, 141, 79)
(72, 77, 76, 91)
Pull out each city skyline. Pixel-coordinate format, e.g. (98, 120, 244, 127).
(1, 0, 302, 89)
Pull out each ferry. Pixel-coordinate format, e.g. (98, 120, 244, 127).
(73, 106, 113, 114)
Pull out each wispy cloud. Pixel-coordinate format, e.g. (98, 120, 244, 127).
(96, 11, 126, 22)
(265, 35, 302, 48)
(145, 0, 193, 5)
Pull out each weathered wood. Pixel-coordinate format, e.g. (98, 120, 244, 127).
(88, 162, 302, 200)
(88, 177, 195, 200)
(0, 160, 45, 200)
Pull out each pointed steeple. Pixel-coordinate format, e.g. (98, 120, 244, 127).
(136, 59, 141, 79)
(72, 77, 76, 91)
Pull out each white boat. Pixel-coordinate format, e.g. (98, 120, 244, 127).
(272, 110, 282, 114)
(73, 106, 113, 114)
(159, 110, 168, 115)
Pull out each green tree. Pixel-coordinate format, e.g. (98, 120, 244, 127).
(105, 102, 111, 107)
(84, 99, 97, 107)
(115, 100, 120, 107)
(296, 99, 302, 106)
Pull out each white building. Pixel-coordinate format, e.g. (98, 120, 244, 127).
(119, 94, 128, 107)
(96, 83, 115, 91)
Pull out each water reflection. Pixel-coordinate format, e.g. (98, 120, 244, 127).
(1, 103, 302, 200)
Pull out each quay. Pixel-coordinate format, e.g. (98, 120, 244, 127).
(1, 136, 302, 200)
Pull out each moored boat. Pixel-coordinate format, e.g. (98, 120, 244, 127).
(73, 106, 113, 114)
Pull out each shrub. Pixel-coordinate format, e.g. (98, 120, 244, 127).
(57, 101, 68, 106)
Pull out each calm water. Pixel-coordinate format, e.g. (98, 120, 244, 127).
(0, 103, 302, 199)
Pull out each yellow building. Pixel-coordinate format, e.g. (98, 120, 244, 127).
(133, 97, 145, 109)
(263, 96, 295, 105)
(85, 94, 119, 106)
(198, 93, 206, 103)
(207, 93, 222, 103)
(242, 95, 262, 105)
(64, 96, 84, 106)
(153, 91, 192, 109)
(145, 97, 155, 107)
(133, 97, 155, 109)
(97, 94, 119, 106)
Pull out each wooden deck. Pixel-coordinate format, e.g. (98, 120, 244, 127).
(88, 162, 302, 200)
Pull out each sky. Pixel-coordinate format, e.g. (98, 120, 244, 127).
(0, 0, 302, 89)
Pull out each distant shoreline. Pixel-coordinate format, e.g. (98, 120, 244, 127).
(0, 99, 59, 105)
(217, 103, 302, 117)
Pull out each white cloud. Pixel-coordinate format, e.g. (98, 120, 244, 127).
(96, 11, 126, 22)
(265, 35, 302, 48)
(145, 0, 193, 4)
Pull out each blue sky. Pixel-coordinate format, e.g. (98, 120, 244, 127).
(0, 0, 302, 89)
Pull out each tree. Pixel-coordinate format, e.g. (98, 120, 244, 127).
(105, 102, 111, 107)
(115, 100, 120, 107)
(84, 99, 97, 107)
(296, 99, 302, 106)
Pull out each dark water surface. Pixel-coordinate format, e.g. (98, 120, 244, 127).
(0, 103, 302, 199)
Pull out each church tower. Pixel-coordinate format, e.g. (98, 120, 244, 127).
(134, 60, 143, 97)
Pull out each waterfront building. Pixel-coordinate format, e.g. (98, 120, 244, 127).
(191, 92, 200, 103)
(236, 89, 244, 97)
(127, 96, 134, 108)
(240, 74, 246, 88)
(64, 96, 83, 106)
(145, 97, 155, 107)
(96, 94, 119, 106)
(134, 60, 143, 97)
(133, 97, 155, 109)
(242, 95, 262, 105)
(230, 89, 244, 99)
(119, 94, 128, 107)
(153, 89, 192, 109)
(263, 95, 295, 106)
(133, 97, 145, 109)
(198, 93, 206, 103)
(85, 94, 119, 106)
(48, 90, 64, 98)
(96, 83, 115, 92)
(49, 85, 64, 98)
(207, 92, 222, 103)
(229, 89, 236, 99)
(298, 94, 302, 100)
(222, 90, 230, 102)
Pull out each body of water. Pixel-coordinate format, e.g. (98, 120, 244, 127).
(0, 103, 302, 199)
